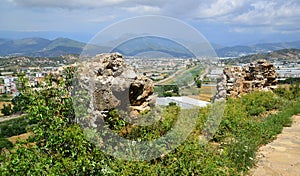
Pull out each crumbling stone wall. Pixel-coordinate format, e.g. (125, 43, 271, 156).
(77, 53, 154, 121)
(213, 59, 277, 101)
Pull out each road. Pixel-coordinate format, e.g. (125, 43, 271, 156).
(154, 67, 187, 85)
(0, 113, 26, 123)
(155, 64, 209, 87)
(187, 65, 210, 87)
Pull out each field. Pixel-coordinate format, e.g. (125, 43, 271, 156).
(181, 84, 216, 102)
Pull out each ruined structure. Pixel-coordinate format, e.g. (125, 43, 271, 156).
(76, 53, 154, 121)
(213, 59, 277, 101)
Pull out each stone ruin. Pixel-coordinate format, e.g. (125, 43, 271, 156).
(77, 53, 154, 121)
(213, 59, 277, 101)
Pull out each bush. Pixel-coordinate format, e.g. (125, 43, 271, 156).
(0, 138, 13, 149)
(0, 115, 32, 138)
(241, 91, 283, 116)
(11, 93, 30, 113)
(1, 104, 12, 116)
(2, 67, 300, 175)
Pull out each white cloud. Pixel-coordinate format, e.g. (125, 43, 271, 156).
(3, 0, 300, 37)
(88, 15, 116, 23)
(195, 0, 247, 18)
(230, 1, 300, 31)
(125, 5, 160, 14)
(9, 0, 127, 8)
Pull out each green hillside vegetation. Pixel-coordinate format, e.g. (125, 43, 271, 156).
(1, 67, 300, 175)
(112, 36, 194, 58)
(45, 38, 85, 50)
(0, 38, 85, 57)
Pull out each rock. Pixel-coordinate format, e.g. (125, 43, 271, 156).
(129, 76, 154, 106)
(129, 110, 139, 119)
(213, 59, 278, 101)
(78, 52, 154, 120)
(93, 84, 120, 111)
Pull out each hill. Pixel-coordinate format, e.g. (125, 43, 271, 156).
(1, 37, 300, 58)
(216, 41, 300, 57)
(0, 37, 85, 57)
(112, 36, 194, 58)
(224, 48, 300, 64)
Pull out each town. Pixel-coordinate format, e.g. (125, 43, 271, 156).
(1, 53, 300, 98)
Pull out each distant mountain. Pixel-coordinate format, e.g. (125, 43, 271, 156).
(1, 37, 300, 58)
(112, 36, 194, 58)
(0, 37, 85, 57)
(215, 41, 300, 57)
(224, 48, 300, 64)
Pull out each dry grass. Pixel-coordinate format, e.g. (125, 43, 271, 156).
(180, 85, 216, 102)
(7, 132, 32, 144)
(198, 94, 213, 102)
(198, 85, 217, 102)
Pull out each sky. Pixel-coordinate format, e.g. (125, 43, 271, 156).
(1, 0, 300, 46)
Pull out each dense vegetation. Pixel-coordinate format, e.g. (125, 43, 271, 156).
(1, 68, 300, 175)
(154, 85, 179, 97)
(0, 115, 35, 138)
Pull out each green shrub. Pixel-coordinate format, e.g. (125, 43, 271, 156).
(0, 116, 32, 138)
(2, 67, 300, 175)
(0, 138, 13, 149)
(1, 104, 12, 116)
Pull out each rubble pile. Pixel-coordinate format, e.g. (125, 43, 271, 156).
(213, 59, 277, 101)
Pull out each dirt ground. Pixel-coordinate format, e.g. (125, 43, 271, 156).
(249, 115, 300, 176)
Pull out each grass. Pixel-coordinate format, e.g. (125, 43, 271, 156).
(7, 132, 32, 144)
(180, 85, 216, 102)
(199, 85, 216, 102)
(166, 66, 204, 85)
(1, 86, 300, 175)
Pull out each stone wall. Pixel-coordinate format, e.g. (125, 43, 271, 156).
(213, 59, 277, 101)
(76, 53, 154, 122)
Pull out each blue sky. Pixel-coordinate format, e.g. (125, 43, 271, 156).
(1, 0, 300, 46)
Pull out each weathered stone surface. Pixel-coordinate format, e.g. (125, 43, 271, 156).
(129, 76, 154, 106)
(79, 53, 154, 118)
(93, 85, 120, 111)
(213, 59, 277, 101)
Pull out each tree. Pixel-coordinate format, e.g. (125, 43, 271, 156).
(0, 138, 13, 149)
(1, 104, 12, 116)
(11, 93, 30, 113)
(195, 79, 202, 88)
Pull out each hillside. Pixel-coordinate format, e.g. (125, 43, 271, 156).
(1, 37, 300, 58)
(0, 37, 85, 57)
(112, 36, 194, 58)
(224, 48, 300, 64)
(215, 41, 300, 57)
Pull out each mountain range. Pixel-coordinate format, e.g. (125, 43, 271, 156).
(1, 37, 300, 58)
(0, 37, 85, 57)
(224, 48, 300, 64)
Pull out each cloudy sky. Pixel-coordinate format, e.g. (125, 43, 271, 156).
(1, 0, 300, 45)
